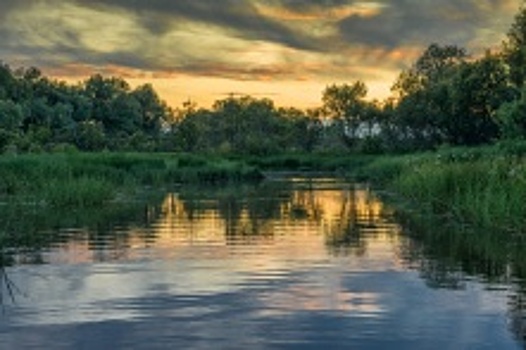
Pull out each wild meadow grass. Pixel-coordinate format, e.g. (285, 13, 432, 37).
(361, 144, 526, 235)
(345, 144, 526, 282)
(243, 152, 373, 172)
(1, 147, 526, 274)
(0, 152, 262, 208)
(3, 146, 526, 234)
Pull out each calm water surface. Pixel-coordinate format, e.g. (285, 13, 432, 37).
(0, 178, 524, 349)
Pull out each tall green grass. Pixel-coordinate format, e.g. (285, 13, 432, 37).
(359, 144, 526, 234)
(244, 152, 374, 173)
(0, 152, 263, 207)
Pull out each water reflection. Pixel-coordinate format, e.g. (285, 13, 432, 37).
(0, 178, 523, 349)
(0, 179, 398, 267)
(395, 211, 526, 347)
(1, 179, 400, 310)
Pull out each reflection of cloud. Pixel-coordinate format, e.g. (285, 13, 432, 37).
(261, 284, 385, 315)
(2, 180, 521, 348)
(42, 181, 403, 269)
(14, 181, 402, 328)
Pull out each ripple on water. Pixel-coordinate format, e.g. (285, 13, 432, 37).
(0, 179, 522, 349)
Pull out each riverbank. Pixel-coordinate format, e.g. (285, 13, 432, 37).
(0, 152, 262, 207)
(1, 147, 526, 281)
(357, 142, 526, 236)
(2, 144, 526, 235)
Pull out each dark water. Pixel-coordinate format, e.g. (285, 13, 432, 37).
(0, 178, 524, 349)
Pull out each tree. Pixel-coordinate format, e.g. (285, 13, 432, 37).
(503, 3, 526, 88)
(174, 108, 212, 152)
(0, 62, 15, 100)
(0, 100, 23, 132)
(83, 75, 131, 135)
(444, 53, 513, 145)
(74, 121, 106, 151)
(392, 44, 467, 100)
(322, 81, 368, 149)
(390, 44, 468, 148)
(212, 96, 282, 155)
(278, 107, 322, 152)
(496, 82, 526, 139)
(131, 84, 171, 135)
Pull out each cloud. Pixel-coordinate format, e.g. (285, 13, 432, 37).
(0, 0, 28, 19)
(74, 0, 321, 51)
(0, 0, 521, 106)
(337, 0, 518, 49)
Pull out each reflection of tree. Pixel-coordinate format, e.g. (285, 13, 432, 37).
(178, 182, 292, 242)
(0, 251, 24, 307)
(0, 192, 167, 265)
(508, 287, 526, 347)
(175, 178, 391, 253)
(398, 212, 513, 282)
(0, 266, 22, 306)
(322, 184, 387, 257)
(289, 181, 324, 222)
(218, 194, 244, 237)
(395, 211, 526, 346)
(325, 188, 365, 256)
(507, 259, 526, 348)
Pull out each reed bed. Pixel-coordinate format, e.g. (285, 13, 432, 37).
(361, 144, 526, 234)
(0, 152, 262, 207)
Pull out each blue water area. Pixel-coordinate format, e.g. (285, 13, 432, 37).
(0, 179, 522, 349)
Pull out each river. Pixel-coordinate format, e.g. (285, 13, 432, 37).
(0, 178, 523, 349)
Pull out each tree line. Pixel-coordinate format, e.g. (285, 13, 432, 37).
(2, 4, 526, 154)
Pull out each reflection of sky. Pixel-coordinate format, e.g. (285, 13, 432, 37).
(0, 182, 520, 349)
(1, 263, 516, 349)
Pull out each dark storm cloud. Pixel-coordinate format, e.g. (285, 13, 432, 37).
(1, 1, 519, 47)
(0, 0, 520, 81)
(77, 0, 519, 52)
(0, 0, 31, 55)
(338, 0, 512, 48)
(75, 0, 320, 51)
(77, 0, 520, 56)
(0, 0, 27, 19)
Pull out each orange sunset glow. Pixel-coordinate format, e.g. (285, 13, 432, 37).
(0, 0, 521, 108)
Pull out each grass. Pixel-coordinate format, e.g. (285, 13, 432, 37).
(243, 152, 373, 172)
(2, 145, 526, 234)
(356, 142, 526, 235)
(2, 147, 526, 281)
(43, 177, 114, 207)
(0, 152, 263, 208)
(342, 143, 526, 285)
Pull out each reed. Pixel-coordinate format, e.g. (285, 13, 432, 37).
(43, 177, 114, 207)
(360, 144, 526, 234)
(0, 152, 263, 207)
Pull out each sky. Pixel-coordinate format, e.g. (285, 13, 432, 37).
(0, 0, 522, 109)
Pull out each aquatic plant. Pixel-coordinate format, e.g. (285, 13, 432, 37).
(360, 145, 526, 234)
(0, 153, 264, 207)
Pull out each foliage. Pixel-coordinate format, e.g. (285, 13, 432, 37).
(0, 153, 263, 207)
(0, 66, 174, 153)
(173, 95, 323, 155)
(321, 82, 376, 149)
(503, 3, 526, 89)
(2, 3, 526, 154)
(356, 143, 526, 234)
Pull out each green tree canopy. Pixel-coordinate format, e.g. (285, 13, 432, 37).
(503, 3, 526, 88)
(322, 82, 370, 148)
